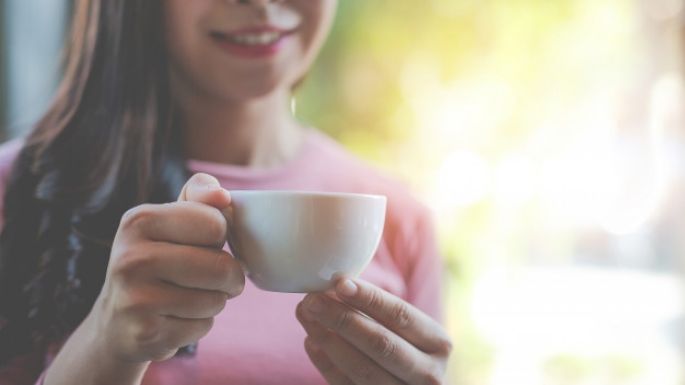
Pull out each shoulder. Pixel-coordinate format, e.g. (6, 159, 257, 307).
(0, 138, 26, 223)
(0, 138, 24, 178)
(0, 138, 24, 166)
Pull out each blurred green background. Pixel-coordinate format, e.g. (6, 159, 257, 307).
(2, 1, 685, 384)
(295, 1, 685, 384)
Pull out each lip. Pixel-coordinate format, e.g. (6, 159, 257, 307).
(210, 25, 296, 59)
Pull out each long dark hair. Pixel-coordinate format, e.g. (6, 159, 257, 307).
(0, 0, 188, 365)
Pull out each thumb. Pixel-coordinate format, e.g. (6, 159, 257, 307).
(177, 173, 232, 211)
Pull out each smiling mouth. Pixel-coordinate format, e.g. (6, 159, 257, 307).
(210, 30, 292, 46)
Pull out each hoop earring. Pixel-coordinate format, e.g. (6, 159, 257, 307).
(290, 95, 298, 117)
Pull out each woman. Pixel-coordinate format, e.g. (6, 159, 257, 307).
(0, 0, 451, 384)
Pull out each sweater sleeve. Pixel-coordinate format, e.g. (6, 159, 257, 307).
(384, 187, 444, 324)
(402, 206, 444, 323)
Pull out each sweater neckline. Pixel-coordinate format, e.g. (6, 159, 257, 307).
(185, 128, 317, 182)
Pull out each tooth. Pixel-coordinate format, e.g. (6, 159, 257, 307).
(227, 32, 281, 46)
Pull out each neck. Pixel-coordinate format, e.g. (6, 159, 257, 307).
(178, 88, 305, 168)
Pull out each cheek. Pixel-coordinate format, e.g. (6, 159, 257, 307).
(295, 1, 337, 67)
(164, 0, 214, 61)
(164, 1, 218, 92)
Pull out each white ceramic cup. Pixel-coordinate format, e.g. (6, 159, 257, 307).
(227, 191, 387, 293)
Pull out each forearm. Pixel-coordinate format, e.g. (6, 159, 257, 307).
(43, 313, 149, 385)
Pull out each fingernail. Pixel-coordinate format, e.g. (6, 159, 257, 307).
(201, 183, 220, 193)
(306, 296, 324, 314)
(194, 173, 219, 187)
(337, 279, 358, 297)
(221, 188, 232, 202)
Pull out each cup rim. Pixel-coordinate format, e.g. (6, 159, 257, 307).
(228, 190, 387, 201)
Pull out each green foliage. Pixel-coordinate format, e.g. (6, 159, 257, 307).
(296, 1, 646, 384)
(544, 354, 643, 385)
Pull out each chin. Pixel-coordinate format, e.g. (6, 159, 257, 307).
(217, 74, 292, 102)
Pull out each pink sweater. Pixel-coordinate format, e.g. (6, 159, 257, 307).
(0, 130, 443, 385)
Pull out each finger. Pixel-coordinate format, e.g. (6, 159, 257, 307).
(120, 202, 227, 248)
(135, 242, 244, 296)
(135, 316, 214, 362)
(300, 294, 434, 384)
(297, 301, 330, 339)
(335, 278, 452, 355)
(304, 337, 354, 385)
(162, 316, 214, 354)
(296, 310, 403, 385)
(131, 283, 227, 319)
(177, 173, 231, 212)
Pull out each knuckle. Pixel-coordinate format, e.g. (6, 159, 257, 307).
(213, 252, 233, 279)
(415, 361, 447, 385)
(371, 334, 397, 360)
(208, 291, 228, 314)
(200, 317, 215, 335)
(435, 335, 453, 357)
(111, 246, 153, 279)
(295, 302, 305, 320)
(110, 248, 136, 276)
(111, 253, 138, 282)
(123, 300, 150, 317)
(389, 302, 412, 330)
(120, 289, 156, 317)
(170, 319, 214, 353)
(419, 369, 444, 385)
(197, 318, 215, 341)
(181, 318, 214, 343)
(132, 316, 163, 347)
(436, 336, 454, 357)
(334, 309, 353, 332)
(365, 289, 383, 312)
(121, 204, 157, 230)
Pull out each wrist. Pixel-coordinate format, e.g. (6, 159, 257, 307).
(82, 307, 151, 383)
(44, 308, 150, 385)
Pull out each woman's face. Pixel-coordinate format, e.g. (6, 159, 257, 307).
(165, 0, 337, 103)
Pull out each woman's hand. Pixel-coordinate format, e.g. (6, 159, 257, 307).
(91, 173, 245, 363)
(296, 278, 452, 385)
